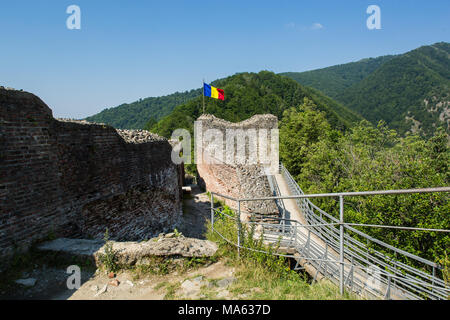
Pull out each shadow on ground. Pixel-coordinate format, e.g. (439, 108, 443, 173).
(1, 184, 211, 300)
(177, 185, 211, 240)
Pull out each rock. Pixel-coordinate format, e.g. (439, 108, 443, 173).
(109, 279, 120, 287)
(181, 280, 196, 291)
(181, 279, 201, 297)
(165, 233, 176, 238)
(95, 285, 108, 296)
(115, 129, 165, 144)
(217, 290, 230, 299)
(15, 278, 37, 287)
(192, 276, 204, 284)
(217, 277, 236, 288)
(37, 237, 218, 268)
(126, 280, 134, 287)
(90, 285, 99, 292)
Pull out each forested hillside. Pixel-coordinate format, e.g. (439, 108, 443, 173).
(85, 89, 201, 129)
(280, 99, 449, 271)
(151, 71, 362, 138)
(281, 55, 395, 99)
(336, 42, 450, 136)
(283, 42, 450, 137)
(86, 42, 449, 137)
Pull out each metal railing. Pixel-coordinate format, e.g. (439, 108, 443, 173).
(209, 163, 450, 300)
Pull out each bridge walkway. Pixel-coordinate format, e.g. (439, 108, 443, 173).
(211, 165, 449, 300)
(268, 172, 411, 300)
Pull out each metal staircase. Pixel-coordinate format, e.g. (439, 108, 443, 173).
(210, 163, 450, 300)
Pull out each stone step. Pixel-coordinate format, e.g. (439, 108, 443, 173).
(37, 236, 218, 267)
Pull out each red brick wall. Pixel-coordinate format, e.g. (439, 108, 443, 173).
(0, 88, 182, 259)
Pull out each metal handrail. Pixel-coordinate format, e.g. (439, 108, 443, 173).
(280, 163, 449, 268)
(209, 163, 449, 300)
(279, 163, 449, 299)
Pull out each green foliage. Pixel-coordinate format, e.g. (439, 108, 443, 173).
(337, 42, 450, 137)
(205, 205, 358, 299)
(438, 252, 449, 289)
(98, 228, 119, 273)
(281, 55, 395, 99)
(133, 257, 171, 276)
(173, 228, 182, 237)
(152, 71, 361, 139)
(85, 89, 201, 129)
(207, 205, 298, 279)
(280, 102, 450, 272)
(283, 42, 450, 137)
(280, 98, 336, 176)
(143, 117, 157, 131)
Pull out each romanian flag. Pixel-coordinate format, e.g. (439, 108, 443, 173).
(203, 83, 224, 101)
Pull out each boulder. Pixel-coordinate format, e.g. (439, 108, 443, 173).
(15, 278, 37, 287)
(37, 237, 218, 267)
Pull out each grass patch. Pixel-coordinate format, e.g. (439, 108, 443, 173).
(206, 205, 360, 300)
(154, 281, 168, 290)
(164, 282, 181, 300)
(130, 255, 214, 281)
(228, 259, 358, 300)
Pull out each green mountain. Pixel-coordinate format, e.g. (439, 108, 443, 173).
(336, 42, 450, 136)
(280, 55, 395, 99)
(85, 89, 201, 129)
(283, 42, 450, 136)
(151, 71, 362, 138)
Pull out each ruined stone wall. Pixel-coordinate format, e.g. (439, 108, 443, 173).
(0, 88, 182, 259)
(195, 114, 279, 221)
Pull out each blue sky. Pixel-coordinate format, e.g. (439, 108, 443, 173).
(1, 0, 449, 118)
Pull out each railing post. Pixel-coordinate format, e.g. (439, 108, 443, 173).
(339, 195, 345, 296)
(385, 276, 391, 300)
(432, 266, 436, 294)
(294, 223, 298, 250)
(237, 200, 241, 258)
(211, 192, 214, 232)
(306, 229, 311, 256)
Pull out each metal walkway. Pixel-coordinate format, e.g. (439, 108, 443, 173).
(210, 163, 450, 300)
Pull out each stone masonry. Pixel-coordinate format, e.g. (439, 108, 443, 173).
(0, 87, 183, 260)
(195, 114, 279, 221)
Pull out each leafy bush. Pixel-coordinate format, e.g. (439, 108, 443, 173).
(98, 228, 119, 273)
(280, 100, 449, 274)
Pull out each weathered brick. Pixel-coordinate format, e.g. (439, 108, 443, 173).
(0, 88, 183, 260)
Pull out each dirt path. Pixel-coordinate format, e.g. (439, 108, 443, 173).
(3, 185, 240, 300)
(68, 260, 238, 300)
(177, 185, 211, 239)
(66, 187, 240, 300)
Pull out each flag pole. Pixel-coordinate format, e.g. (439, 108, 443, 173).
(202, 79, 205, 114)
